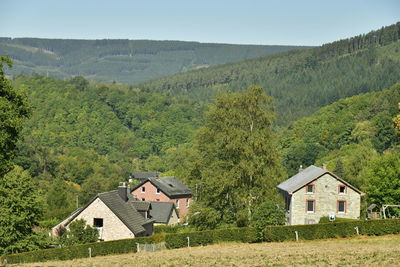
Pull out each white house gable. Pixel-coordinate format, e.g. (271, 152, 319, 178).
(72, 198, 135, 241)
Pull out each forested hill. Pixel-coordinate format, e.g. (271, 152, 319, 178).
(281, 82, 400, 192)
(0, 38, 309, 84)
(139, 22, 400, 126)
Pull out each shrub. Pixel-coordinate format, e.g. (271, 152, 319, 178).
(59, 219, 98, 246)
(318, 216, 359, 223)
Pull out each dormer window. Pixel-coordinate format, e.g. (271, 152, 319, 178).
(306, 184, 315, 193)
(141, 186, 145, 193)
(338, 185, 346, 194)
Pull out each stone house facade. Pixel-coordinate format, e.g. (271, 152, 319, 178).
(277, 165, 363, 225)
(131, 176, 192, 219)
(52, 183, 154, 241)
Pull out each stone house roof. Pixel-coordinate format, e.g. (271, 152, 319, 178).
(277, 165, 363, 195)
(131, 176, 192, 198)
(64, 190, 154, 235)
(150, 202, 178, 224)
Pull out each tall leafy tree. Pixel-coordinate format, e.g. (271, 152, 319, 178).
(195, 85, 285, 224)
(361, 151, 400, 206)
(0, 56, 30, 177)
(0, 166, 44, 254)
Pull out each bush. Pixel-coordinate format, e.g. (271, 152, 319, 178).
(262, 219, 400, 242)
(59, 219, 98, 246)
(318, 216, 359, 223)
(154, 225, 186, 234)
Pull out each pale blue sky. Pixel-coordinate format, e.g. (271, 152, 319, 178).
(0, 0, 399, 46)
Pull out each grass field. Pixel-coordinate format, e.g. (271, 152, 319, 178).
(18, 235, 400, 267)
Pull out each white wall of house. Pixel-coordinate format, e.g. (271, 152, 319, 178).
(71, 198, 135, 241)
(289, 173, 361, 225)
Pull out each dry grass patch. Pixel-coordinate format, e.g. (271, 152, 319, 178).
(18, 235, 400, 267)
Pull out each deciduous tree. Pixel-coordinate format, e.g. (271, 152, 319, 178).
(194, 86, 285, 224)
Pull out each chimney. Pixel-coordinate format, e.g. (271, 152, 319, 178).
(322, 163, 327, 170)
(118, 182, 128, 202)
(298, 165, 303, 172)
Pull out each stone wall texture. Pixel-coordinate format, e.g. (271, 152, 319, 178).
(289, 173, 361, 225)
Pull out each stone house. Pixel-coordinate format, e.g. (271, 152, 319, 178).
(52, 183, 154, 241)
(131, 176, 192, 219)
(150, 201, 180, 225)
(277, 165, 364, 225)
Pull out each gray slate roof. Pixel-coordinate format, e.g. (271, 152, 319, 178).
(132, 201, 151, 211)
(150, 202, 176, 224)
(67, 190, 153, 235)
(277, 165, 363, 195)
(132, 176, 192, 198)
(277, 165, 326, 193)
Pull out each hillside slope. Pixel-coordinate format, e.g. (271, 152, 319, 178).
(139, 22, 400, 126)
(0, 38, 309, 84)
(281, 82, 400, 180)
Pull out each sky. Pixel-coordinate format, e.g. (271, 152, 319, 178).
(0, 0, 399, 46)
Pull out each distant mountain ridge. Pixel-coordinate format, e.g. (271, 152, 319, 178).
(138, 22, 400, 126)
(0, 38, 311, 84)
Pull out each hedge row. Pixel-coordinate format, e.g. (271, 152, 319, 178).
(0, 234, 162, 265)
(154, 224, 187, 234)
(0, 228, 256, 265)
(165, 227, 257, 249)
(263, 219, 400, 242)
(2, 220, 400, 265)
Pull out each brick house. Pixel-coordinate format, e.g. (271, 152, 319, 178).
(277, 165, 364, 225)
(52, 183, 154, 241)
(131, 176, 192, 219)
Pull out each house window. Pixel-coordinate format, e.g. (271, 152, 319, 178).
(338, 185, 347, 194)
(186, 199, 190, 207)
(93, 218, 103, 228)
(141, 198, 145, 201)
(176, 199, 180, 208)
(141, 186, 145, 193)
(156, 199, 160, 201)
(338, 200, 346, 213)
(156, 188, 161, 194)
(306, 200, 315, 213)
(306, 184, 315, 193)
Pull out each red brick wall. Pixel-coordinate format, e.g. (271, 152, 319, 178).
(131, 181, 191, 219)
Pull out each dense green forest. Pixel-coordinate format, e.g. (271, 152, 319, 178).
(7, 74, 203, 221)
(139, 22, 400, 126)
(0, 38, 308, 84)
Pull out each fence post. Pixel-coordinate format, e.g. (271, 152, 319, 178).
(136, 243, 140, 252)
(88, 247, 92, 258)
(294, 231, 299, 241)
(354, 226, 359, 235)
(187, 236, 190, 247)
